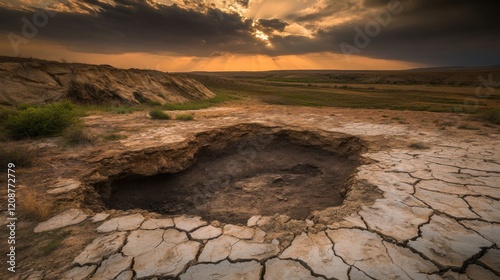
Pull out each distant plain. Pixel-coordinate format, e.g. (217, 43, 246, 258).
(182, 68, 500, 116)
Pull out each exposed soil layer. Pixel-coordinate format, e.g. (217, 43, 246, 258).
(106, 131, 362, 224)
(0, 56, 214, 106)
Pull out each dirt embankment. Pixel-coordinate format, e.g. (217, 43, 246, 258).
(0, 56, 214, 105)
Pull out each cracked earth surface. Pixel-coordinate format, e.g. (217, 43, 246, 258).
(3, 106, 499, 280)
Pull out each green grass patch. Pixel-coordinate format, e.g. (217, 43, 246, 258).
(197, 76, 500, 113)
(265, 77, 326, 83)
(16, 103, 37, 110)
(102, 133, 127, 141)
(39, 230, 72, 256)
(163, 91, 240, 111)
(149, 109, 171, 120)
(163, 102, 211, 111)
(175, 114, 194, 121)
(77, 104, 115, 113)
(78, 104, 144, 115)
(4, 102, 81, 139)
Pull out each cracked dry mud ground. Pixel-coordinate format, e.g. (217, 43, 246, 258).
(2, 106, 499, 280)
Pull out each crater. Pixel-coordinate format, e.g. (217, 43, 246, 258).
(89, 124, 366, 224)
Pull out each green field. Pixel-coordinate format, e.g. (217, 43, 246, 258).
(184, 71, 500, 115)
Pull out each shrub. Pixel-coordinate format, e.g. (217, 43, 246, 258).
(0, 144, 33, 168)
(5, 102, 80, 139)
(63, 124, 94, 145)
(409, 142, 430, 150)
(102, 133, 127, 141)
(0, 107, 19, 124)
(480, 107, 500, 125)
(16, 103, 35, 110)
(40, 230, 72, 256)
(175, 114, 194, 121)
(149, 109, 171, 120)
(113, 107, 132, 114)
(163, 91, 240, 111)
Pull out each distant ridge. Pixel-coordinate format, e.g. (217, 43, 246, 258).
(188, 65, 500, 87)
(188, 64, 500, 75)
(408, 65, 500, 72)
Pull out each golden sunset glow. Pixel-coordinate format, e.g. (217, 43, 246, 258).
(0, 38, 422, 72)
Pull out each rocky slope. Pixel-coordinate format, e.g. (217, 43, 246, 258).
(0, 56, 214, 105)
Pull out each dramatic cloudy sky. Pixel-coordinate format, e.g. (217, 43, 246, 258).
(0, 0, 498, 71)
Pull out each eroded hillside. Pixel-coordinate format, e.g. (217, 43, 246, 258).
(0, 57, 214, 105)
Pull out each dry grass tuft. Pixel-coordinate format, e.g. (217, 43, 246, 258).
(0, 144, 33, 168)
(409, 142, 430, 150)
(175, 114, 195, 121)
(457, 123, 480, 130)
(149, 109, 171, 120)
(19, 187, 52, 221)
(63, 124, 94, 145)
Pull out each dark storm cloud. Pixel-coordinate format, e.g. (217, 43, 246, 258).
(1, 0, 499, 66)
(0, 0, 265, 56)
(279, 0, 500, 65)
(235, 0, 250, 8)
(256, 18, 288, 32)
(323, 0, 500, 65)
